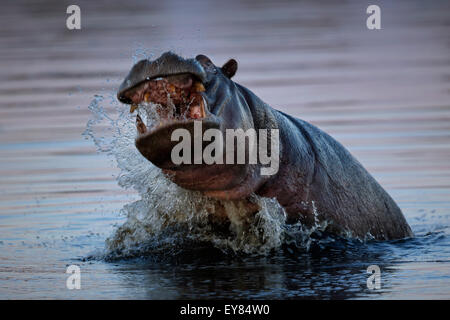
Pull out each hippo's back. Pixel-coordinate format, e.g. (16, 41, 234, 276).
(281, 112, 413, 240)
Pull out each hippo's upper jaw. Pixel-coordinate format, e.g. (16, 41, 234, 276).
(117, 51, 207, 103)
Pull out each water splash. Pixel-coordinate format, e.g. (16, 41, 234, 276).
(84, 80, 333, 260)
(83, 90, 339, 259)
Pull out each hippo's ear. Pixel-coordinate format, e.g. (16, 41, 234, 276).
(222, 59, 238, 78)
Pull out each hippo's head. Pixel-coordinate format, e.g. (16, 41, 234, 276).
(117, 52, 267, 198)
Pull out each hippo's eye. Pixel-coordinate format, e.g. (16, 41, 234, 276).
(200, 61, 216, 74)
(206, 64, 217, 74)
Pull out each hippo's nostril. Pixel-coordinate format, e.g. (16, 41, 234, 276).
(118, 95, 132, 105)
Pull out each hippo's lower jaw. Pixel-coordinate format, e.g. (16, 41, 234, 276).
(135, 117, 221, 170)
(134, 115, 252, 193)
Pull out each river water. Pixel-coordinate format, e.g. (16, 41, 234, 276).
(0, 0, 449, 299)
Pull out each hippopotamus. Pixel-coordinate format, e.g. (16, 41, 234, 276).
(117, 52, 413, 240)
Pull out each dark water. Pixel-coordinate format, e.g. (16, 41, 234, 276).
(1, 0, 450, 299)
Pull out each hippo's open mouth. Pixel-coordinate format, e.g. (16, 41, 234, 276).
(120, 73, 208, 135)
(116, 52, 223, 169)
(118, 71, 221, 169)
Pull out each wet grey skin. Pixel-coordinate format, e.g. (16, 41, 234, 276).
(117, 52, 413, 240)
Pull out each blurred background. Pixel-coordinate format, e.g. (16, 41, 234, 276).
(0, 0, 449, 299)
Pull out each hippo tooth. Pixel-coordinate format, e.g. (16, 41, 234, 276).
(135, 114, 147, 134)
(193, 82, 205, 92)
(130, 104, 138, 113)
(188, 98, 206, 119)
(189, 106, 202, 119)
(167, 83, 176, 93)
(200, 95, 206, 118)
(144, 92, 151, 102)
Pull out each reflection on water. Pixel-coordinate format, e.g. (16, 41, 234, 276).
(0, 0, 450, 299)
